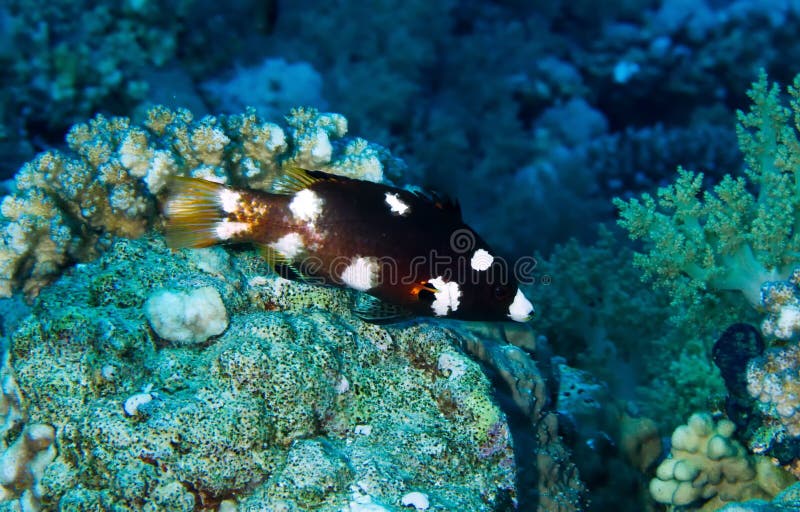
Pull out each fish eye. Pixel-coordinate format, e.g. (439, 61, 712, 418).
(493, 285, 511, 300)
(418, 288, 436, 303)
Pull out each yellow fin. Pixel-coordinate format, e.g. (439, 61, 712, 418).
(164, 177, 237, 249)
(271, 167, 332, 195)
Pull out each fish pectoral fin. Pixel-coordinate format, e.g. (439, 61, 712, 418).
(352, 294, 411, 324)
(258, 244, 290, 268)
(258, 244, 309, 282)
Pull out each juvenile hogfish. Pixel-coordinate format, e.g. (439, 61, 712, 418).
(164, 169, 534, 322)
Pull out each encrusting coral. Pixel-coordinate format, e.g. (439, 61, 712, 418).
(0, 106, 403, 299)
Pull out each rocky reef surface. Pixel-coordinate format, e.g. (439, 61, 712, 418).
(0, 234, 583, 511)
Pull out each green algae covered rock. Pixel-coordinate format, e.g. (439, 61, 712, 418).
(3, 235, 526, 510)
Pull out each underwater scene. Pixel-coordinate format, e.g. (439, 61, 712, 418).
(4, 0, 800, 510)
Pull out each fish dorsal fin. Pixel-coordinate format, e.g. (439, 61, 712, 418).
(406, 185, 462, 218)
(352, 294, 411, 324)
(271, 167, 342, 195)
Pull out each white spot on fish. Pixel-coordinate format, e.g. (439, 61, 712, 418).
(341, 256, 379, 291)
(508, 288, 534, 322)
(384, 192, 410, 216)
(218, 189, 241, 213)
(470, 248, 493, 271)
(269, 233, 304, 259)
(289, 189, 324, 223)
(428, 276, 461, 316)
(215, 220, 250, 240)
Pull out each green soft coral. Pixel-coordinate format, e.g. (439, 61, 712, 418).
(614, 71, 800, 311)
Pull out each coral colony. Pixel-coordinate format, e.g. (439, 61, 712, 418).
(4, 1, 800, 511)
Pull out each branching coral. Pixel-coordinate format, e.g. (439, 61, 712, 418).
(0, 106, 403, 298)
(614, 71, 800, 319)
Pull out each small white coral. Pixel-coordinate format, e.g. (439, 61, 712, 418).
(400, 491, 429, 510)
(123, 392, 154, 417)
(145, 286, 229, 345)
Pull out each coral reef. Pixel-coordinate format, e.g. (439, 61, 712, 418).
(650, 413, 794, 511)
(456, 323, 586, 510)
(529, 227, 739, 430)
(0, 350, 55, 510)
(759, 269, 800, 342)
(202, 57, 328, 119)
(0, 0, 274, 177)
(614, 70, 800, 509)
(0, 234, 584, 510)
(0, 106, 403, 299)
(717, 481, 800, 511)
(8, 2, 800, 509)
(746, 343, 800, 445)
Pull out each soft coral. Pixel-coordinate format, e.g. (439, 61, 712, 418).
(614, 71, 800, 313)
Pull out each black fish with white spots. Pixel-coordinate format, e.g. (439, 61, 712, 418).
(164, 169, 534, 323)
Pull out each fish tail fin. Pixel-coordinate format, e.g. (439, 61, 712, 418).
(163, 176, 253, 249)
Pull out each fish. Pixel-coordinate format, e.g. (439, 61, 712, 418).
(163, 168, 534, 323)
